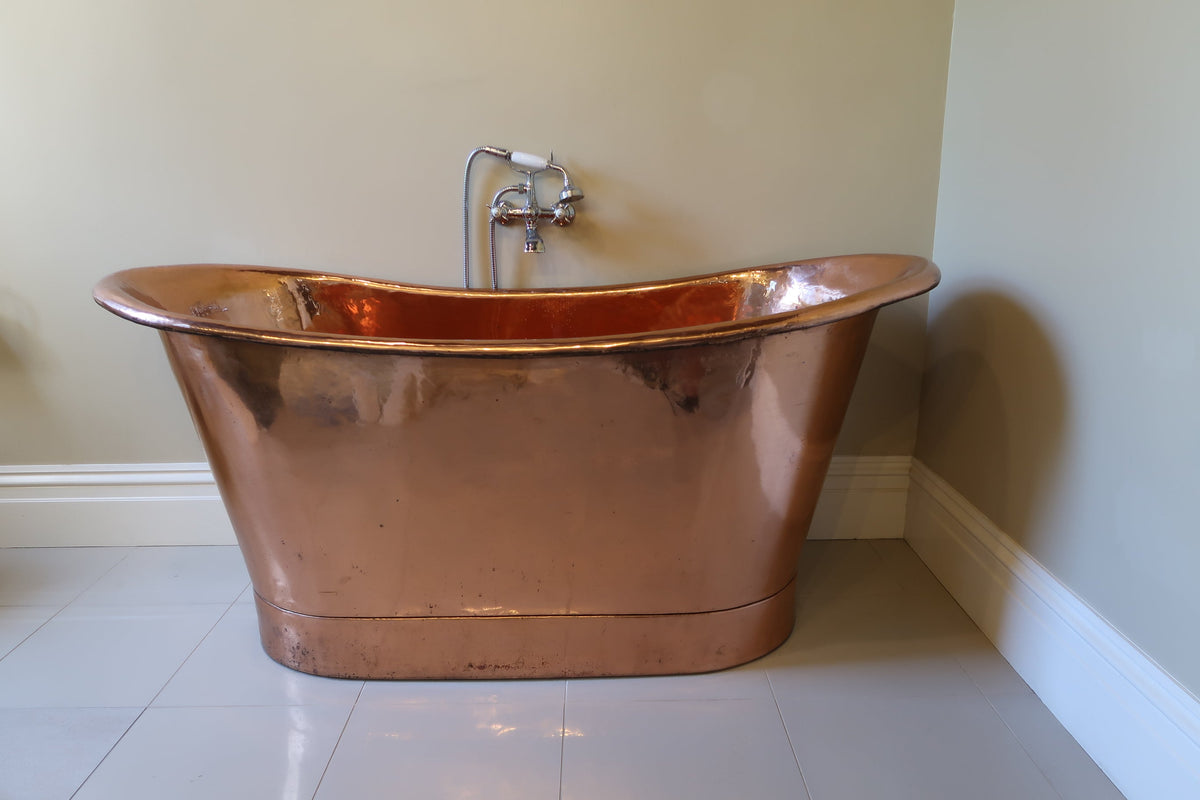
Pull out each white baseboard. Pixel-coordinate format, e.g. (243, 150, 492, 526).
(0, 464, 235, 547)
(0, 455, 905, 547)
(808, 455, 911, 540)
(907, 459, 1200, 800)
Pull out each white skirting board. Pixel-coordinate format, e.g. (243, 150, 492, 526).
(0, 455, 908, 547)
(809, 455, 912, 540)
(0, 464, 236, 547)
(907, 460, 1200, 800)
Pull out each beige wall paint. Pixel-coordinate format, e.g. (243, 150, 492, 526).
(921, 0, 1200, 692)
(0, 0, 953, 465)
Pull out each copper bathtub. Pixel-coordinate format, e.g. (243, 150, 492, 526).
(93, 254, 938, 679)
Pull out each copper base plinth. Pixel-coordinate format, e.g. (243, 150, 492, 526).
(254, 579, 797, 680)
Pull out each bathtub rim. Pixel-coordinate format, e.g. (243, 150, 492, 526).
(93, 253, 938, 357)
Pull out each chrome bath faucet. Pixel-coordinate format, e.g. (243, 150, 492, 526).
(463, 146, 584, 289)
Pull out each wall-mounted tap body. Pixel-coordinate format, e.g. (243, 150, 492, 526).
(463, 147, 584, 289)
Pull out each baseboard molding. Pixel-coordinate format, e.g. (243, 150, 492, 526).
(907, 459, 1200, 800)
(808, 455, 911, 540)
(0, 455, 905, 547)
(0, 464, 235, 547)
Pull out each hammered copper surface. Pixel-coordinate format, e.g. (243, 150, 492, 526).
(94, 254, 939, 679)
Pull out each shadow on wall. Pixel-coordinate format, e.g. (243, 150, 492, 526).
(915, 287, 1068, 552)
(0, 288, 55, 444)
(836, 295, 931, 454)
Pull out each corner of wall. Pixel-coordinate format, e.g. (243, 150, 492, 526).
(904, 459, 1200, 800)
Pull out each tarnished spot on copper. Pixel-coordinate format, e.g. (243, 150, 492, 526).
(282, 277, 320, 329)
(618, 339, 760, 417)
(94, 254, 939, 679)
(189, 302, 229, 318)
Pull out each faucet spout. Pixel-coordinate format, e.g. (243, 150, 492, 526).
(523, 221, 545, 254)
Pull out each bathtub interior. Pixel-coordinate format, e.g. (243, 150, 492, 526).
(99, 255, 931, 344)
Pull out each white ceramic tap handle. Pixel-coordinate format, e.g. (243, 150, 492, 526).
(508, 151, 550, 170)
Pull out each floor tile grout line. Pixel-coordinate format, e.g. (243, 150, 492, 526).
(0, 547, 138, 667)
(980, 691, 1073, 800)
(62, 547, 137, 607)
(143, 593, 247, 710)
(765, 669, 814, 800)
(310, 681, 367, 800)
(0, 610, 59, 665)
(68, 705, 148, 800)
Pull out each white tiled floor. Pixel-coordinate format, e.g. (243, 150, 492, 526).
(0, 541, 1124, 799)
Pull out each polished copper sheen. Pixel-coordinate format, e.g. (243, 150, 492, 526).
(94, 254, 939, 679)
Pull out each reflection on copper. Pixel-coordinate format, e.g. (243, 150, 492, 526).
(94, 254, 939, 679)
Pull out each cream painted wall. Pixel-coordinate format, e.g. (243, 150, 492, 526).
(0, 0, 953, 465)
(921, 0, 1200, 692)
